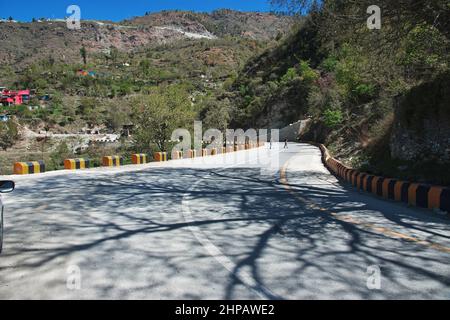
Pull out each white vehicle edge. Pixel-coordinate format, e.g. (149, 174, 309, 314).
(0, 181, 15, 254)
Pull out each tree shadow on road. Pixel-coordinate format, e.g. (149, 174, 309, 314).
(0, 166, 449, 299)
(199, 168, 450, 299)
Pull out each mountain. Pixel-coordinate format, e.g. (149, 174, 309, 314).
(0, 10, 294, 67)
(126, 9, 293, 40)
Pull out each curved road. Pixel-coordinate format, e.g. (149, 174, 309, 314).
(0, 143, 449, 299)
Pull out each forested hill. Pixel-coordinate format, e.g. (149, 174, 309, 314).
(225, 1, 450, 185)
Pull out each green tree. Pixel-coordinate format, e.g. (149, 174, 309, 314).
(80, 46, 87, 65)
(105, 100, 128, 132)
(49, 141, 73, 170)
(139, 59, 151, 76)
(77, 97, 104, 127)
(132, 86, 195, 152)
(110, 46, 119, 64)
(323, 108, 343, 128)
(201, 98, 231, 134)
(0, 120, 19, 151)
(281, 67, 298, 83)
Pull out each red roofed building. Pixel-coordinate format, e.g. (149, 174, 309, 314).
(1, 88, 31, 106)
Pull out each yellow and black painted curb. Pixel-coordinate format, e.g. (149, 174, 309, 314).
(245, 143, 256, 150)
(131, 154, 148, 165)
(154, 152, 168, 162)
(14, 161, 45, 175)
(102, 156, 123, 167)
(171, 151, 183, 160)
(64, 158, 90, 170)
(10, 141, 266, 175)
(317, 144, 450, 214)
(234, 144, 246, 152)
(188, 150, 197, 158)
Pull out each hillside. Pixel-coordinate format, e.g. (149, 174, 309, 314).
(0, 10, 295, 174)
(127, 9, 293, 40)
(225, 2, 450, 185)
(3, 3, 449, 186)
(0, 10, 293, 68)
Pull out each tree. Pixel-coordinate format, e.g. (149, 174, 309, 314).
(105, 100, 128, 132)
(323, 108, 343, 128)
(80, 46, 87, 65)
(201, 98, 231, 134)
(139, 59, 151, 76)
(77, 97, 104, 127)
(110, 46, 119, 64)
(49, 141, 72, 170)
(132, 86, 195, 152)
(0, 120, 19, 151)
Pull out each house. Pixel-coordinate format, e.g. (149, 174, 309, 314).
(0, 114, 11, 122)
(39, 94, 51, 101)
(77, 69, 89, 76)
(77, 69, 96, 77)
(0, 87, 32, 106)
(18, 90, 30, 102)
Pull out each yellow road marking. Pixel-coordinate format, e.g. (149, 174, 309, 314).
(280, 159, 450, 254)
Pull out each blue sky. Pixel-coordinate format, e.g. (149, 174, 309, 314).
(0, 0, 278, 22)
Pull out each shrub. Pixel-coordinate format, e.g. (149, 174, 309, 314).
(298, 60, 319, 83)
(323, 108, 343, 128)
(49, 141, 73, 170)
(281, 67, 298, 83)
(353, 83, 376, 99)
(0, 120, 19, 150)
(321, 56, 339, 72)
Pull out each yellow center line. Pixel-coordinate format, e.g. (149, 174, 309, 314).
(279, 159, 450, 254)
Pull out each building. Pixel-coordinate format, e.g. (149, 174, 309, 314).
(0, 88, 31, 106)
(0, 114, 11, 122)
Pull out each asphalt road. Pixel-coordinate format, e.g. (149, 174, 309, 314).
(0, 143, 449, 299)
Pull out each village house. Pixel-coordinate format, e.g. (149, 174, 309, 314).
(0, 87, 31, 106)
(0, 114, 11, 122)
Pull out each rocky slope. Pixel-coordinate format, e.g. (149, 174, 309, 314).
(0, 10, 293, 67)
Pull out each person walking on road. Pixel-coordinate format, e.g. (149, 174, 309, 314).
(284, 138, 288, 149)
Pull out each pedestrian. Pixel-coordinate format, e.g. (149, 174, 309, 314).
(284, 138, 288, 149)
